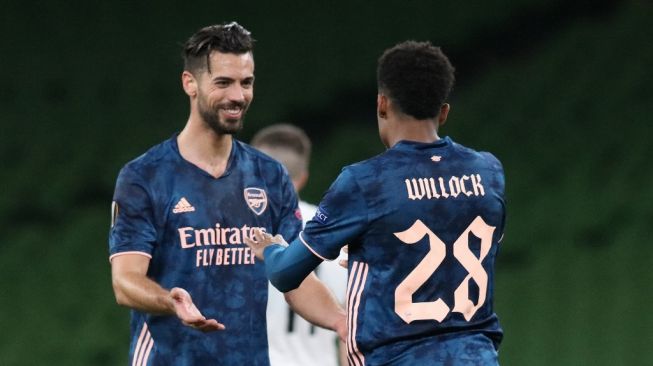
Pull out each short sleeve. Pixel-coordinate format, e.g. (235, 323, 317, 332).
(108, 166, 157, 260)
(300, 168, 368, 260)
(275, 169, 302, 242)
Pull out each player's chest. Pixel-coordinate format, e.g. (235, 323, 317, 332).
(156, 173, 276, 229)
(151, 174, 276, 268)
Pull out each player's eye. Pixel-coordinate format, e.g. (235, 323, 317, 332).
(214, 79, 231, 88)
(242, 78, 254, 88)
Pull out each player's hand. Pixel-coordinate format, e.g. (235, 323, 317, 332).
(244, 228, 287, 260)
(338, 245, 348, 269)
(169, 287, 225, 332)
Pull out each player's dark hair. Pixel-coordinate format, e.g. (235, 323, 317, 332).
(250, 124, 312, 179)
(183, 22, 255, 74)
(377, 41, 455, 120)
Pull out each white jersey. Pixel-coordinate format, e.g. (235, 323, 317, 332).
(267, 200, 347, 366)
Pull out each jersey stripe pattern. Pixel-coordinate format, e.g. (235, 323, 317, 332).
(131, 322, 154, 366)
(347, 261, 369, 366)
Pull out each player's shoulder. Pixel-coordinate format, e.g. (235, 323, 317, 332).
(236, 139, 286, 171)
(119, 136, 176, 180)
(450, 139, 504, 173)
(322, 151, 389, 194)
(340, 149, 389, 177)
(235, 139, 292, 190)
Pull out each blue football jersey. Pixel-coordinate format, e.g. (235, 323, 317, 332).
(109, 135, 302, 365)
(301, 137, 505, 365)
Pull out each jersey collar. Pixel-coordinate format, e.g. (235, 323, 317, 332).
(169, 133, 239, 179)
(392, 136, 451, 152)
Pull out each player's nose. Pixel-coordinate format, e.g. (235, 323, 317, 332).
(225, 84, 246, 102)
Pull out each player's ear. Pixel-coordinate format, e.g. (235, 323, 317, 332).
(377, 94, 388, 119)
(182, 71, 198, 97)
(437, 103, 450, 127)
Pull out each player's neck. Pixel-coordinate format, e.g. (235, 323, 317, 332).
(177, 119, 233, 178)
(387, 118, 440, 148)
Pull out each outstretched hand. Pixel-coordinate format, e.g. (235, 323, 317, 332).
(243, 228, 287, 260)
(338, 245, 349, 269)
(169, 287, 225, 332)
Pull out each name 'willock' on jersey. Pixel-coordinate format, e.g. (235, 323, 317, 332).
(405, 174, 485, 200)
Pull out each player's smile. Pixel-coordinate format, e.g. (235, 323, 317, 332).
(219, 102, 247, 120)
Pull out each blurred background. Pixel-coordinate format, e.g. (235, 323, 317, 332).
(1, 0, 652, 364)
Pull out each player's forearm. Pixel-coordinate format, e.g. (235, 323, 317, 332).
(257, 234, 347, 334)
(284, 273, 347, 334)
(264, 239, 322, 292)
(112, 272, 174, 315)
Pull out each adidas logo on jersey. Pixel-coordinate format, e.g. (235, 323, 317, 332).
(173, 197, 196, 213)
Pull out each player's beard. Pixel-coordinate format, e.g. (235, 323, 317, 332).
(198, 94, 249, 135)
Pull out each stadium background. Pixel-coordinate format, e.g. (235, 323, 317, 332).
(1, 0, 651, 364)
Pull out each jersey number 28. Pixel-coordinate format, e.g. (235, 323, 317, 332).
(394, 216, 495, 323)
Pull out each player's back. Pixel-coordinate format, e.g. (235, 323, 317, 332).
(351, 137, 504, 365)
(304, 137, 505, 365)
